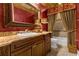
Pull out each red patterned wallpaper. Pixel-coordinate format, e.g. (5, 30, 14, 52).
(14, 7, 35, 24)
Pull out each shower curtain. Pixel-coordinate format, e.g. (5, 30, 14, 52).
(60, 9, 76, 53)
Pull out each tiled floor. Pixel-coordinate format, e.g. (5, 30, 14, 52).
(47, 37, 77, 56)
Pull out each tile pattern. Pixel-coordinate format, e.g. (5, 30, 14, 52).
(47, 37, 77, 56)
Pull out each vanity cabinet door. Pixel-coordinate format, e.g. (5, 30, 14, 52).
(32, 41, 44, 56)
(0, 47, 2, 56)
(0, 45, 10, 56)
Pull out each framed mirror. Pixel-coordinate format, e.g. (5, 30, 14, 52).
(4, 3, 38, 27)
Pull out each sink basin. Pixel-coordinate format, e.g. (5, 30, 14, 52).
(17, 32, 39, 37)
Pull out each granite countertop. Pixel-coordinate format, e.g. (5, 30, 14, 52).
(0, 32, 51, 47)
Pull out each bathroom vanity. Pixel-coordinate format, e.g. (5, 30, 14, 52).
(0, 32, 51, 56)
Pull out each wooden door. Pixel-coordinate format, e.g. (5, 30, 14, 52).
(0, 45, 10, 56)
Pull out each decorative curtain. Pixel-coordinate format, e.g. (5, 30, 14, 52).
(48, 14, 56, 33)
(48, 13, 66, 37)
(60, 9, 76, 53)
(53, 13, 67, 37)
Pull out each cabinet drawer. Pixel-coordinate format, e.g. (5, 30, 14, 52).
(11, 38, 33, 52)
(32, 35, 44, 43)
(11, 46, 32, 56)
(33, 39, 43, 45)
(11, 35, 44, 52)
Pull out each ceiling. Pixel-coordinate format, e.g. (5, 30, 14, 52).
(23, 3, 59, 11)
(30, 3, 58, 10)
(39, 3, 58, 8)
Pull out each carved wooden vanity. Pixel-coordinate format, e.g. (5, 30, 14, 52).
(0, 32, 51, 56)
